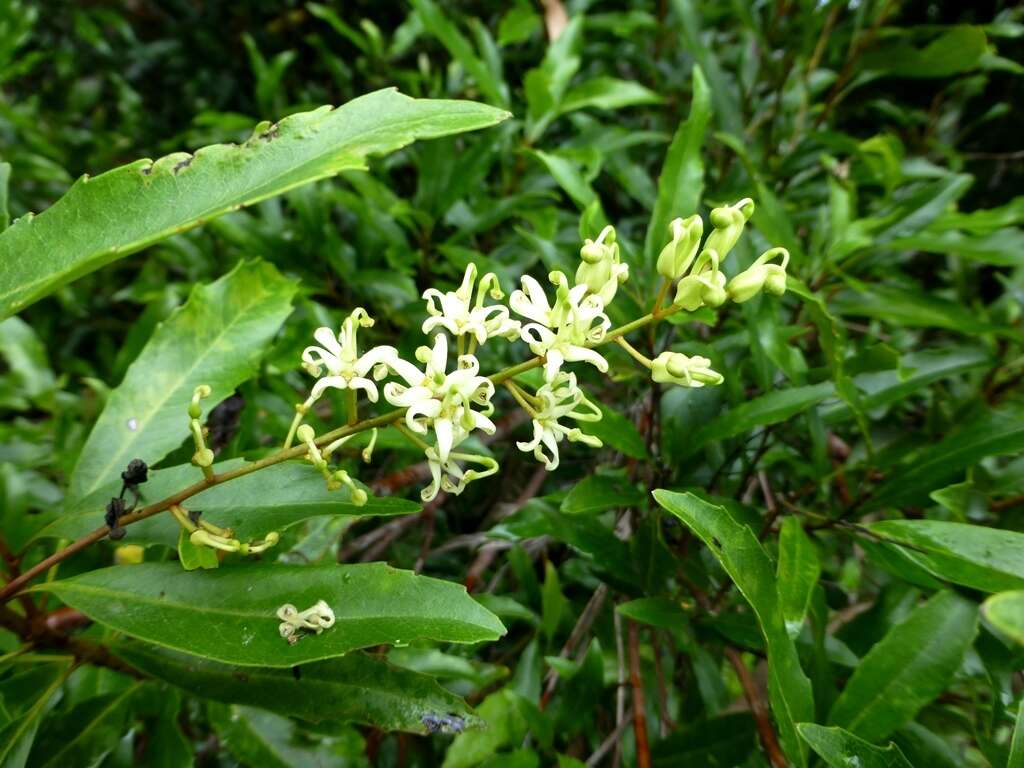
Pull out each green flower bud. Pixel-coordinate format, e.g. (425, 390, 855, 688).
(673, 275, 704, 311)
(656, 215, 703, 280)
(704, 198, 755, 260)
(764, 264, 787, 295)
(651, 351, 723, 388)
(192, 448, 215, 468)
(727, 264, 768, 303)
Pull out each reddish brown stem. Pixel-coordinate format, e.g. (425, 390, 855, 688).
(628, 621, 651, 768)
(725, 647, 787, 768)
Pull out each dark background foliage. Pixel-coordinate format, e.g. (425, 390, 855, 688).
(1, 0, 1022, 766)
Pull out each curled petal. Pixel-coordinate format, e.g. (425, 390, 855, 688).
(311, 375, 352, 400)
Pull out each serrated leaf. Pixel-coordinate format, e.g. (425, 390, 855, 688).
(37, 460, 419, 547)
(982, 591, 1024, 645)
(867, 520, 1024, 592)
(117, 642, 476, 732)
(827, 591, 978, 742)
(798, 724, 914, 768)
(34, 562, 505, 667)
(653, 490, 812, 767)
(0, 89, 508, 317)
(68, 260, 297, 499)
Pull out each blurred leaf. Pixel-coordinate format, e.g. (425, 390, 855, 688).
(644, 65, 711, 271)
(778, 518, 821, 639)
(1010, 697, 1024, 767)
(867, 520, 1024, 592)
(559, 77, 661, 114)
(616, 597, 689, 629)
(828, 591, 977, 742)
(0, 662, 68, 768)
(654, 490, 812, 767)
(862, 26, 988, 78)
(0, 316, 55, 403)
(651, 713, 757, 766)
(982, 591, 1024, 646)
(35, 562, 505, 667)
(887, 227, 1024, 266)
(686, 383, 835, 455)
(68, 260, 297, 499)
(29, 683, 144, 768)
(442, 689, 527, 768)
(798, 724, 913, 768)
(560, 474, 644, 515)
(0, 89, 508, 317)
(832, 282, 997, 334)
(867, 410, 1024, 509)
(118, 642, 477, 732)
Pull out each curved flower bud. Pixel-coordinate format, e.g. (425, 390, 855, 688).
(656, 215, 703, 280)
(704, 198, 755, 260)
(673, 249, 726, 311)
(651, 351, 723, 388)
(576, 225, 628, 304)
(726, 247, 790, 303)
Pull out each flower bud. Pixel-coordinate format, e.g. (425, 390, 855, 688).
(727, 264, 768, 303)
(651, 351, 724, 388)
(705, 198, 754, 260)
(296, 424, 316, 444)
(764, 264, 787, 295)
(673, 275, 704, 311)
(656, 215, 703, 280)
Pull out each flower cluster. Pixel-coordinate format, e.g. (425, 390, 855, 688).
(282, 200, 789, 504)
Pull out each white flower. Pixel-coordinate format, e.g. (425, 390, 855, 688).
(383, 335, 496, 470)
(516, 372, 602, 470)
(302, 308, 399, 403)
(423, 444, 499, 502)
(511, 272, 611, 381)
(422, 264, 520, 345)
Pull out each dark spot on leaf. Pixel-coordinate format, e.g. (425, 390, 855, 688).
(711, 537, 722, 548)
(173, 156, 193, 174)
(140, 164, 153, 176)
(232, 672, 249, 683)
(292, 666, 302, 680)
(158, 591, 166, 598)
(259, 123, 281, 141)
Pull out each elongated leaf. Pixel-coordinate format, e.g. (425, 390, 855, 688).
(828, 591, 977, 742)
(862, 26, 988, 78)
(832, 283, 998, 335)
(0, 663, 68, 768)
(777, 518, 820, 638)
(651, 713, 757, 766)
(38, 460, 419, 547)
(1009, 697, 1024, 768)
(68, 260, 296, 499)
(867, 411, 1024, 509)
(28, 683, 144, 768)
(559, 77, 662, 114)
(560, 474, 644, 516)
(685, 383, 835, 455)
(653, 490, 812, 767)
(209, 704, 366, 767)
(644, 65, 711, 270)
(982, 591, 1024, 645)
(577, 402, 647, 459)
(0, 89, 508, 317)
(797, 724, 913, 768)
(867, 520, 1024, 592)
(34, 562, 505, 667)
(117, 642, 476, 732)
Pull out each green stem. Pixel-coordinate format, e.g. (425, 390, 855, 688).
(615, 337, 654, 368)
(504, 381, 539, 418)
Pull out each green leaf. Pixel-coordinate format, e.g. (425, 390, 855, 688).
(28, 683, 144, 768)
(1009, 696, 1024, 768)
(866, 520, 1024, 592)
(616, 597, 689, 630)
(177, 528, 219, 571)
(777, 518, 821, 638)
(0, 89, 508, 317)
(685, 383, 835, 455)
(34, 562, 505, 667)
(0, 663, 69, 768)
(39, 459, 419, 547)
(651, 713, 757, 766)
(68, 260, 297, 499)
(982, 591, 1024, 646)
(116, 641, 475, 732)
(209, 704, 367, 767)
(644, 65, 711, 271)
(559, 77, 662, 114)
(411, 0, 508, 107)
(832, 283, 998, 335)
(653, 490, 813, 767)
(442, 689, 528, 768)
(862, 26, 988, 78)
(866, 411, 1024, 509)
(560, 474, 644, 516)
(797, 724, 914, 768)
(887, 227, 1024, 267)
(577, 402, 647, 459)
(827, 591, 978, 742)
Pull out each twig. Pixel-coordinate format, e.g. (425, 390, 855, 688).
(613, 610, 626, 768)
(586, 706, 635, 767)
(725, 647, 787, 768)
(649, 628, 675, 736)
(540, 583, 609, 707)
(628, 621, 651, 768)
